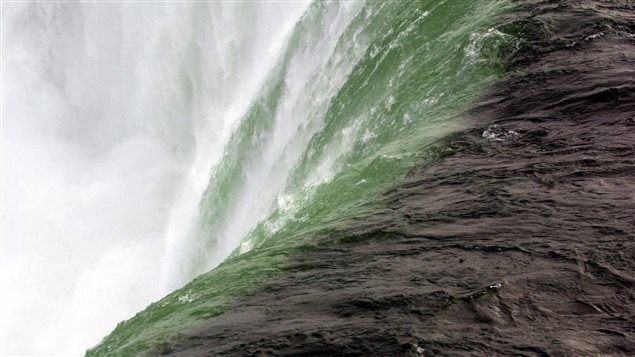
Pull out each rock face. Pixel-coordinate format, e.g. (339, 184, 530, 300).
(154, 1, 635, 355)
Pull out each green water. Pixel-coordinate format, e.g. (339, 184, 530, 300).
(87, 1, 515, 355)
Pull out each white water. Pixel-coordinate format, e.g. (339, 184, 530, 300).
(181, 0, 368, 284)
(1, 3, 307, 355)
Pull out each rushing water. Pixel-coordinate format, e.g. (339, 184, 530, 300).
(1, 1, 514, 355)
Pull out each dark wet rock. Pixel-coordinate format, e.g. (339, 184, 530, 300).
(152, 1, 635, 356)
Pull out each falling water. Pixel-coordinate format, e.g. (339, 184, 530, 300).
(1, 1, 513, 355)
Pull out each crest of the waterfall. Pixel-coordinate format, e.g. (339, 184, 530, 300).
(173, 0, 367, 288)
(158, 2, 310, 293)
(1, 2, 308, 355)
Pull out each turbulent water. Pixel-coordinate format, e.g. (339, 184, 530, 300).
(2, 1, 516, 355)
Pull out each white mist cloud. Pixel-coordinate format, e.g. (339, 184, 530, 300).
(0, 2, 309, 355)
(1, 3, 186, 355)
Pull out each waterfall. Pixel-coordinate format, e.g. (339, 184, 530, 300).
(1, 1, 512, 355)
